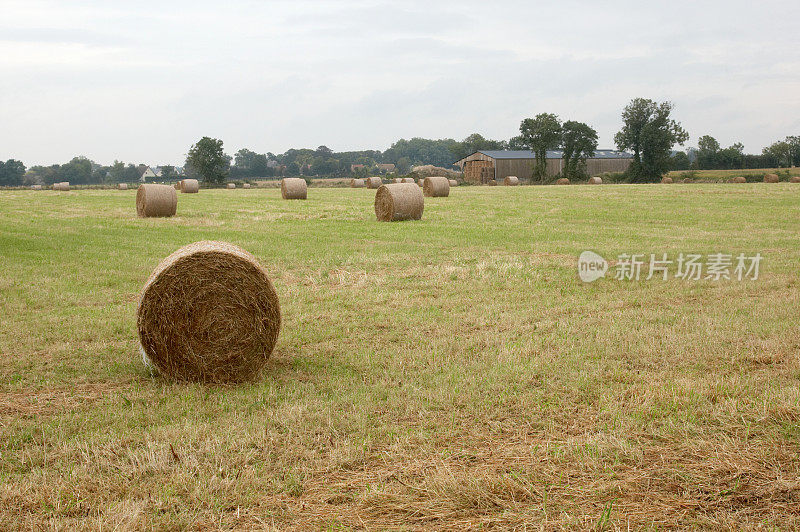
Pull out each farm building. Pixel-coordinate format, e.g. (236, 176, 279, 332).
(455, 150, 633, 184)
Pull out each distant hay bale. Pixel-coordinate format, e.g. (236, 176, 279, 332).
(53, 182, 70, 191)
(243, 183, 251, 189)
(394, 177, 403, 183)
(137, 241, 281, 383)
(661, 177, 674, 184)
(488, 180, 498, 186)
(449, 179, 458, 186)
(374, 183, 424, 221)
(180, 179, 199, 193)
(281, 178, 307, 200)
(402, 177, 415, 184)
(732, 176, 747, 183)
(31, 184, 42, 190)
(227, 183, 236, 189)
(174, 181, 181, 190)
(683, 178, 691, 183)
(588, 177, 602, 185)
(410, 164, 461, 180)
(136, 184, 177, 218)
(556, 178, 570, 185)
(118, 183, 128, 190)
(791, 176, 800, 183)
(764, 173, 779, 183)
(350, 178, 365, 188)
(423, 176, 450, 197)
(504, 176, 520, 186)
(366, 176, 383, 189)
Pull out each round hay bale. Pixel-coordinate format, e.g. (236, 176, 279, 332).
(488, 180, 498, 186)
(449, 179, 458, 186)
(764, 173, 779, 183)
(588, 177, 602, 185)
(243, 183, 251, 189)
(556, 178, 570, 185)
(136, 184, 177, 218)
(181, 179, 199, 193)
(281, 178, 307, 200)
(118, 183, 128, 190)
(683, 178, 691, 183)
(402, 177, 415, 184)
(790, 176, 800, 183)
(504, 176, 520, 186)
(365, 176, 383, 189)
(227, 183, 236, 189)
(31, 184, 42, 190)
(732, 176, 747, 183)
(393, 177, 403, 184)
(374, 183, 424, 222)
(350, 178, 365, 188)
(54, 182, 70, 191)
(137, 241, 281, 383)
(423, 176, 450, 197)
(661, 177, 674, 184)
(174, 181, 181, 190)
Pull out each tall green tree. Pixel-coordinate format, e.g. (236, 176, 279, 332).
(0, 159, 26, 186)
(519, 113, 562, 180)
(763, 141, 792, 167)
(696, 135, 720, 169)
(614, 98, 688, 181)
(186, 137, 230, 184)
(561, 121, 598, 179)
(448, 133, 508, 161)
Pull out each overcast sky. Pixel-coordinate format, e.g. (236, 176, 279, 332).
(1, 0, 799, 165)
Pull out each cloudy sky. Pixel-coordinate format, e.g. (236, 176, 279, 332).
(1, 0, 799, 165)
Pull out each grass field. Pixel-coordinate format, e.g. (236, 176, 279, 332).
(665, 167, 800, 182)
(1, 184, 799, 530)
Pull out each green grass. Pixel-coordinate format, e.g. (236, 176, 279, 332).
(1, 184, 799, 529)
(667, 167, 800, 182)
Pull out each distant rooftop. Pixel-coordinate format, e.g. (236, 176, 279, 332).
(471, 149, 633, 160)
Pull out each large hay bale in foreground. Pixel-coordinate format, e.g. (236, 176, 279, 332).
(31, 184, 42, 190)
(588, 177, 602, 185)
(118, 183, 128, 190)
(423, 176, 450, 197)
(281, 178, 307, 200)
(137, 241, 281, 383)
(375, 183, 424, 221)
(136, 184, 177, 218)
(366, 176, 383, 189)
(350, 178, 365, 188)
(449, 179, 458, 186)
(764, 173, 779, 183)
(227, 183, 236, 189)
(661, 177, 674, 184)
(402, 177, 415, 184)
(556, 178, 570, 185)
(732, 176, 747, 183)
(791, 176, 800, 183)
(504, 176, 520, 186)
(181, 179, 199, 193)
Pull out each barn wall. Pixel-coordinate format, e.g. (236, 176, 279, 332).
(496, 158, 632, 180)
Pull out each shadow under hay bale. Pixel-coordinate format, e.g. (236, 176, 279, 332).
(504, 176, 519, 186)
(732, 176, 747, 183)
(375, 183, 424, 222)
(423, 176, 450, 197)
(764, 174, 779, 183)
(137, 241, 281, 383)
(365, 176, 383, 189)
(661, 177, 674, 184)
(181, 179, 199, 193)
(136, 184, 177, 218)
(588, 177, 602, 185)
(281, 178, 307, 200)
(557, 178, 570, 185)
(350, 178, 365, 188)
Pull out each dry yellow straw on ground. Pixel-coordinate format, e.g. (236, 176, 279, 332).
(137, 241, 281, 383)
(374, 183, 424, 221)
(136, 184, 177, 218)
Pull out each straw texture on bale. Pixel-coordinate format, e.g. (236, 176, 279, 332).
(504, 176, 520, 186)
(366, 176, 383, 189)
(791, 176, 800, 183)
(375, 183, 424, 221)
(402, 177, 415, 184)
(136, 184, 177, 218)
(281, 178, 307, 200)
(449, 179, 458, 186)
(661, 177, 674, 184)
(31, 184, 42, 190)
(557, 178, 570, 185)
(423, 176, 450, 197)
(181, 179, 199, 193)
(764, 173, 779, 183)
(588, 177, 603, 185)
(243, 183, 251, 189)
(350, 178, 365, 188)
(732, 176, 747, 183)
(118, 183, 128, 190)
(227, 183, 236, 189)
(137, 241, 281, 383)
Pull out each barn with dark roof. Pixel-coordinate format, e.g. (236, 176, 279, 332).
(455, 150, 634, 184)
